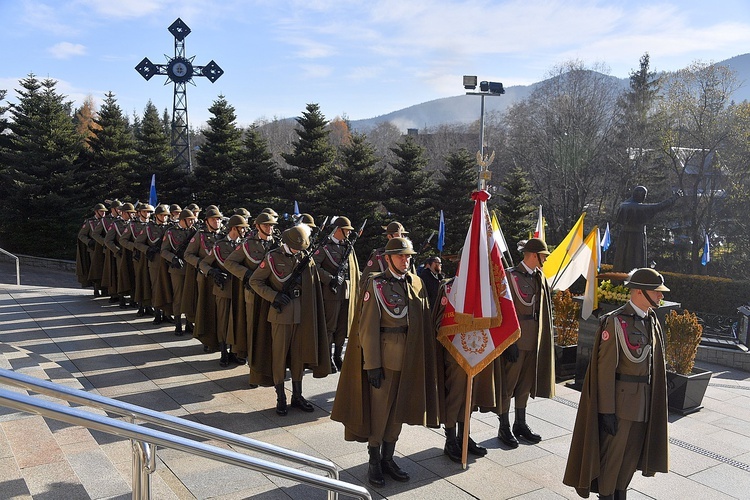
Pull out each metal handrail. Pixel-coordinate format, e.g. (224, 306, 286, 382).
(0, 387, 371, 500)
(0, 368, 369, 500)
(0, 247, 21, 285)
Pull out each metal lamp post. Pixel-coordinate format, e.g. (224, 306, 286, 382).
(464, 76, 505, 190)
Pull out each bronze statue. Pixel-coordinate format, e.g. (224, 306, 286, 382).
(612, 186, 682, 272)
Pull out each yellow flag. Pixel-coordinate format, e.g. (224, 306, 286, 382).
(542, 213, 585, 280)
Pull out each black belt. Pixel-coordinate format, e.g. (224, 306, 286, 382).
(615, 373, 650, 383)
(380, 327, 408, 334)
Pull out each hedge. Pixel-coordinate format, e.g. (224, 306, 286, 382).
(661, 271, 750, 317)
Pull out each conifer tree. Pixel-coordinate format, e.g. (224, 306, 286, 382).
(83, 91, 138, 203)
(328, 132, 386, 262)
(434, 148, 476, 255)
(194, 95, 243, 208)
(386, 135, 434, 246)
(235, 125, 282, 215)
(0, 75, 84, 257)
(281, 103, 336, 215)
(497, 164, 535, 263)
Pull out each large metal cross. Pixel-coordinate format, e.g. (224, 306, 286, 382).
(135, 18, 223, 172)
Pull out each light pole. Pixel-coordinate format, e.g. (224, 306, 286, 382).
(464, 76, 505, 190)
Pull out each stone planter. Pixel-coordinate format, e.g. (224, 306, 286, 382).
(570, 299, 681, 390)
(554, 343, 577, 381)
(667, 367, 712, 415)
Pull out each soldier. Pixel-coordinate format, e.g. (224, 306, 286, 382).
(142, 205, 174, 325)
(496, 237, 555, 448)
(184, 207, 223, 352)
(361, 221, 408, 282)
(161, 209, 197, 335)
(564, 268, 670, 500)
(117, 204, 141, 309)
(131, 204, 156, 316)
(331, 237, 439, 488)
(104, 202, 135, 308)
(77, 203, 107, 293)
(169, 204, 182, 223)
(224, 212, 279, 386)
(100, 200, 123, 302)
(313, 216, 361, 373)
(199, 214, 249, 367)
(250, 225, 330, 416)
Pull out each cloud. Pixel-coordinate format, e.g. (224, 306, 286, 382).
(77, 0, 165, 19)
(301, 64, 332, 79)
(48, 42, 87, 59)
(21, 1, 78, 36)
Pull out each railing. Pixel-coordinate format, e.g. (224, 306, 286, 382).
(0, 369, 370, 500)
(0, 247, 21, 285)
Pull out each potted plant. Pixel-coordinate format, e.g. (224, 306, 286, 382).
(665, 309, 712, 415)
(553, 290, 579, 381)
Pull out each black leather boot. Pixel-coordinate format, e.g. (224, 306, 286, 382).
(219, 342, 229, 367)
(333, 344, 343, 371)
(614, 489, 627, 500)
(93, 285, 101, 297)
(174, 318, 183, 336)
(109, 295, 119, 303)
(145, 306, 154, 316)
(290, 381, 314, 412)
(513, 407, 541, 443)
(367, 445, 385, 487)
(274, 384, 288, 416)
(185, 321, 194, 334)
(152, 309, 163, 325)
(381, 441, 409, 481)
(598, 495, 614, 500)
(228, 349, 246, 365)
(119, 296, 128, 309)
(458, 421, 487, 456)
(136, 303, 145, 317)
(497, 412, 519, 448)
(443, 427, 462, 463)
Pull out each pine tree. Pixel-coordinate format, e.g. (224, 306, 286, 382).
(497, 164, 535, 263)
(235, 125, 282, 215)
(281, 103, 336, 214)
(82, 91, 138, 203)
(328, 132, 386, 262)
(194, 95, 243, 208)
(386, 135, 434, 245)
(434, 149, 476, 255)
(0, 74, 85, 257)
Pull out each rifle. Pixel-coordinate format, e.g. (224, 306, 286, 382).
(329, 218, 367, 294)
(310, 215, 329, 246)
(419, 230, 436, 253)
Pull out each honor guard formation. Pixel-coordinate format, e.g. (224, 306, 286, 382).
(77, 199, 671, 498)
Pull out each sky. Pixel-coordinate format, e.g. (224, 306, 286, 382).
(1, 0, 749, 129)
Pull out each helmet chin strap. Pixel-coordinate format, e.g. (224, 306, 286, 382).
(387, 256, 407, 277)
(643, 290, 660, 310)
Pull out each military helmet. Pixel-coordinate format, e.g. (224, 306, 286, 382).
(169, 204, 182, 213)
(384, 237, 417, 255)
(521, 238, 550, 255)
(624, 268, 670, 292)
(204, 207, 223, 219)
(227, 214, 250, 228)
(382, 221, 408, 235)
(121, 202, 137, 213)
(94, 203, 107, 212)
(299, 213, 316, 228)
(187, 203, 200, 212)
(108, 199, 123, 209)
(154, 204, 170, 216)
(282, 225, 311, 251)
(261, 207, 279, 217)
(233, 207, 251, 218)
(333, 216, 354, 230)
(254, 213, 278, 226)
(179, 209, 196, 221)
(139, 204, 155, 213)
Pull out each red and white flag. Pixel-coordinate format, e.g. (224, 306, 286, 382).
(534, 205, 545, 241)
(437, 190, 520, 377)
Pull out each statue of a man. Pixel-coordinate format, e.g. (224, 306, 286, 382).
(612, 186, 682, 272)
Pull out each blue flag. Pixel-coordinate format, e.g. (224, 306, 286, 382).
(601, 222, 611, 252)
(701, 233, 710, 266)
(149, 174, 157, 207)
(293, 200, 300, 215)
(437, 210, 445, 252)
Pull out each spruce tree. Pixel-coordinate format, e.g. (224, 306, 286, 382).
(386, 135, 434, 246)
(497, 164, 535, 263)
(82, 91, 138, 203)
(0, 75, 85, 257)
(281, 103, 336, 215)
(434, 149, 476, 255)
(235, 125, 282, 215)
(194, 95, 243, 208)
(328, 132, 386, 262)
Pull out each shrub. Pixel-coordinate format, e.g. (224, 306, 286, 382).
(665, 309, 703, 375)
(553, 290, 580, 346)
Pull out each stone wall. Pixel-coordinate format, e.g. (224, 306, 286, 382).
(0, 253, 76, 273)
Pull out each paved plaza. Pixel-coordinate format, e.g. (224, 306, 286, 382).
(1, 262, 750, 499)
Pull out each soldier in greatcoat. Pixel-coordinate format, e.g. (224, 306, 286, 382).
(100, 200, 122, 301)
(104, 202, 136, 308)
(161, 209, 197, 335)
(563, 268, 669, 500)
(77, 203, 106, 291)
(361, 221, 408, 283)
(131, 204, 155, 316)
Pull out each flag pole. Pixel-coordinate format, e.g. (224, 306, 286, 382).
(461, 375, 473, 469)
